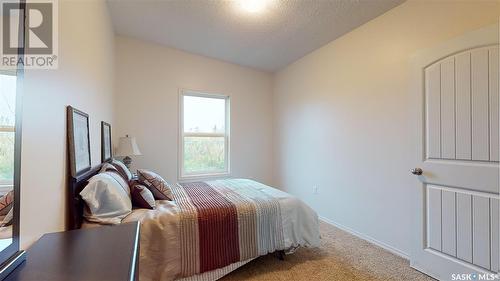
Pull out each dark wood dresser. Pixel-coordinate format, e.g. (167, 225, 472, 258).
(4, 222, 140, 281)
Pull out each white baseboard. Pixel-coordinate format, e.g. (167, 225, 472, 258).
(319, 216, 409, 260)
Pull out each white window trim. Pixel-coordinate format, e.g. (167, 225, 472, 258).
(0, 126, 14, 132)
(0, 184, 13, 192)
(178, 89, 230, 181)
(0, 70, 16, 76)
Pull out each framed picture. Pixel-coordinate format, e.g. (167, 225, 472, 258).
(101, 121, 112, 163)
(67, 106, 91, 177)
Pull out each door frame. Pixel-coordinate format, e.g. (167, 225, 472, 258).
(409, 24, 499, 280)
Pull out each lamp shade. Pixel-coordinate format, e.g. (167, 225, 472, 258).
(115, 136, 142, 157)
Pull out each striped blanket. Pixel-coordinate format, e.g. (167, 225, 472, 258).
(111, 178, 319, 281)
(170, 180, 286, 277)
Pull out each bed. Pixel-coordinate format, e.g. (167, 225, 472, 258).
(68, 165, 320, 281)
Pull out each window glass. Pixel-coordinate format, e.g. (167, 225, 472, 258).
(184, 136, 225, 174)
(181, 92, 229, 177)
(183, 95, 225, 134)
(0, 74, 16, 184)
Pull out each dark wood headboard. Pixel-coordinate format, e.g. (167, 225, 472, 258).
(67, 164, 103, 230)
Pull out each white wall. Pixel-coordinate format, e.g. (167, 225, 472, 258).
(21, 0, 115, 248)
(114, 36, 274, 184)
(273, 0, 500, 256)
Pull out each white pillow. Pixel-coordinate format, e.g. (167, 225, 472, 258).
(100, 168, 132, 198)
(80, 172, 132, 224)
(111, 159, 133, 182)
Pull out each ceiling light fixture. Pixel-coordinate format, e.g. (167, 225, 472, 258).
(236, 0, 269, 14)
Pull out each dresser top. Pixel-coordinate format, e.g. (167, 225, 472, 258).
(5, 222, 140, 281)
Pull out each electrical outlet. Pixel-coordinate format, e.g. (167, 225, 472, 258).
(313, 186, 319, 194)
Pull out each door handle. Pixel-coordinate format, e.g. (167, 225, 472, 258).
(410, 168, 423, 175)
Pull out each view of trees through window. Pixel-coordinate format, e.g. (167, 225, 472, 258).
(0, 74, 16, 184)
(184, 137, 225, 173)
(182, 94, 228, 176)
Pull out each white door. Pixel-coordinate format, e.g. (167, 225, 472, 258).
(410, 24, 500, 280)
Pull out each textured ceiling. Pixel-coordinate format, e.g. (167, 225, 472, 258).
(107, 0, 404, 72)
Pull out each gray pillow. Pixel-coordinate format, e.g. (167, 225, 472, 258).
(80, 172, 132, 224)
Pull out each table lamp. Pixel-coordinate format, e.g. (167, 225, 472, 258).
(115, 135, 142, 170)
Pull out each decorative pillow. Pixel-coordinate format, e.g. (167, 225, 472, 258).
(0, 190, 14, 216)
(0, 208, 13, 227)
(137, 169, 173, 200)
(80, 172, 132, 224)
(130, 183, 155, 210)
(111, 159, 133, 182)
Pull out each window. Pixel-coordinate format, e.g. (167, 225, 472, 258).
(180, 90, 230, 179)
(0, 72, 17, 186)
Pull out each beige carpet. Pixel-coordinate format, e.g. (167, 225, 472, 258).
(221, 221, 435, 281)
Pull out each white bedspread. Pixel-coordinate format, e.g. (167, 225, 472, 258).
(85, 179, 320, 281)
(229, 179, 320, 251)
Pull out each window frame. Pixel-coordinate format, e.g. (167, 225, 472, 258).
(178, 89, 230, 180)
(0, 70, 17, 186)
